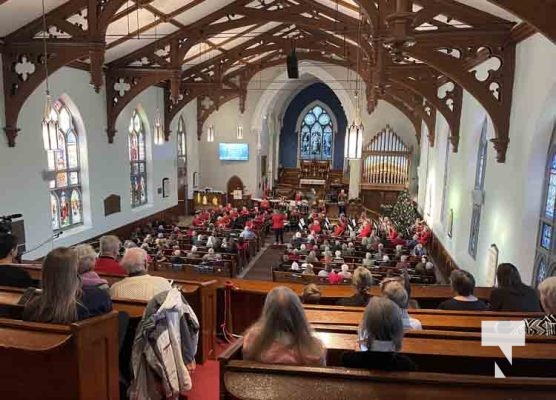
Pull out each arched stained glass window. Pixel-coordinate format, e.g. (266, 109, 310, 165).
(534, 124, 556, 285)
(47, 99, 83, 231)
(129, 110, 148, 207)
(299, 104, 334, 161)
(177, 116, 188, 205)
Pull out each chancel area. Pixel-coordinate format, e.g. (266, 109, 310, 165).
(1, 0, 556, 399)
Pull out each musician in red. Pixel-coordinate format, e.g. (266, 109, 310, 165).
(260, 197, 270, 210)
(358, 221, 372, 238)
(295, 191, 303, 202)
(271, 209, 286, 245)
(333, 220, 346, 237)
(418, 226, 432, 245)
(309, 220, 322, 234)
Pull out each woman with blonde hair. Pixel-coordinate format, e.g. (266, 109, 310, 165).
(23, 247, 112, 323)
(243, 286, 326, 366)
(337, 266, 372, 306)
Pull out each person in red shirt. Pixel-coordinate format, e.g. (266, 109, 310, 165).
(309, 220, 321, 234)
(260, 197, 270, 210)
(271, 209, 286, 244)
(333, 221, 346, 237)
(294, 191, 303, 202)
(95, 235, 126, 275)
(418, 227, 432, 245)
(358, 221, 372, 238)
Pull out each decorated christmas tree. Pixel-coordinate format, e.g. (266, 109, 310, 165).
(390, 190, 419, 237)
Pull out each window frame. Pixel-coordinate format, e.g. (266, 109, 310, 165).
(296, 101, 337, 164)
(48, 99, 83, 232)
(468, 118, 488, 259)
(129, 110, 148, 208)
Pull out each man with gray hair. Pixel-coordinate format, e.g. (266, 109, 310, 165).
(110, 248, 172, 301)
(381, 280, 422, 330)
(95, 235, 126, 275)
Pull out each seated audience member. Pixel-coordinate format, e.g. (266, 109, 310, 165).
(414, 256, 429, 275)
(438, 269, 488, 311)
(302, 263, 315, 276)
(299, 244, 308, 255)
(187, 245, 200, 259)
(524, 277, 556, 335)
(341, 297, 416, 371)
(338, 264, 352, 280)
(333, 250, 344, 263)
(23, 247, 112, 323)
(291, 261, 300, 271)
(362, 253, 375, 268)
(0, 233, 35, 288)
(123, 240, 138, 249)
(95, 235, 126, 275)
(328, 268, 343, 284)
(110, 248, 172, 301)
(306, 250, 318, 263)
(240, 226, 256, 240)
(318, 264, 331, 278)
(202, 248, 222, 262)
(243, 286, 326, 365)
(382, 280, 422, 330)
(489, 263, 541, 312)
(374, 243, 385, 260)
(74, 244, 109, 290)
(301, 284, 321, 304)
(379, 255, 391, 267)
(337, 267, 372, 306)
(412, 243, 426, 257)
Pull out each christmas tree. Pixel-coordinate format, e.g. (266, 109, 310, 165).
(390, 190, 419, 237)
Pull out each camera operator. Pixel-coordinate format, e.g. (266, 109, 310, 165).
(0, 233, 36, 288)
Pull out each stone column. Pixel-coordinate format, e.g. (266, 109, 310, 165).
(348, 159, 361, 199)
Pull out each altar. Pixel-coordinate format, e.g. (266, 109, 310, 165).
(299, 178, 326, 186)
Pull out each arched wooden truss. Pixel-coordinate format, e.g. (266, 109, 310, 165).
(2, 0, 554, 162)
(361, 125, 413, 191)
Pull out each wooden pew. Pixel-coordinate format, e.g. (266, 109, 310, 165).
(0, 310, 119, 400)
(0, 277, 218, 363)
(218, 339, 556, 400)
(303, 304, 543, 332)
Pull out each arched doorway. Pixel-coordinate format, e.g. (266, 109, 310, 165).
(227, 175, 244, 201)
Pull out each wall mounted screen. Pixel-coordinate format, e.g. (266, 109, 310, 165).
(219, 143, 249, 161)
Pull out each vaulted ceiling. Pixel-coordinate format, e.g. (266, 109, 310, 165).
(1, 0, 555, 162)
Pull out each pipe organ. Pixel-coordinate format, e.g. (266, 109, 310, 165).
(361, 125, 412, 190)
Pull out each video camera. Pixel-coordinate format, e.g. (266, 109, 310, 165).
(0, 214, 22, 235)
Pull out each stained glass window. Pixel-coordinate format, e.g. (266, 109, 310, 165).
(545, 154, 556, 219)
(468, 119, 488, 259)
(541, 223, 552, 250)
(129, 110, 148, 207)
(47, 99, 83, 231)
(177, 116, 187, 185)
(299, 104, 334, 161)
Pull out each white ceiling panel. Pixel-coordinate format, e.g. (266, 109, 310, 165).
(0, 0, 68, 37)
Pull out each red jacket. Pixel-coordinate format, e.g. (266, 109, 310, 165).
(358, 225, 372, 238)
(333, 224, 345, 236)
(95, 256, 126, 275)
(271, 213, 285, 229)
(309, 223, 321, 234)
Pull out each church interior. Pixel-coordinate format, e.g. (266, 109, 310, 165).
(1, 0, 556, 399)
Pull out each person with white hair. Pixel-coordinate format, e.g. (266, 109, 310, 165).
(240, 226, 256, 240)
(299, 244, 308, 255)
(381, 280, 422, 330)
(333, 250, 344, 263)
(95, 235, 126, 275)
(109, 248, 172, 301)
(362, 253, 375, 268)
(374, 243, 385, 260)
(306, 250, 318, 263)
(74, 244, 108, 290)
(380, 254, 391, 267)
(202, 247, 222, 262)
(187, 246, 200, 259)
(338, 264, 352, 280)
(302, 263, 315, 276)
(524, 277, 556, 335)
(291, 261, 300, 271)
(341, 297, 416, 371)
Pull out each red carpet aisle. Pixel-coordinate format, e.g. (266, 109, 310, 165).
(188, 340, 236, 400)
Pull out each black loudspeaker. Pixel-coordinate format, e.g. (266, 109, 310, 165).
(287, 49, 299, 79)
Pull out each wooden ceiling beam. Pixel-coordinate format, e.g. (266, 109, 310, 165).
(486, 0, 556, 44)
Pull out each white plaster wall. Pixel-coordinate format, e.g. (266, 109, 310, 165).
(418, 34, 556, 285)
(0, 63, 197, 259)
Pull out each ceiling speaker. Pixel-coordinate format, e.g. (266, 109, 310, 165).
(287, 49, 299, 79)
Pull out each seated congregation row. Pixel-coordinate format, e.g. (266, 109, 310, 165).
(0, 233, 197, 397)
(244, 272, 556, 371)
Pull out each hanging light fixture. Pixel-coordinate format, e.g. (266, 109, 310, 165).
(236, 125, 244, 140)
(207, 125, 215, 142)
(40, 0, 58, 151)
(344, 10, 364, 160)
(152, 13, 165, 146)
